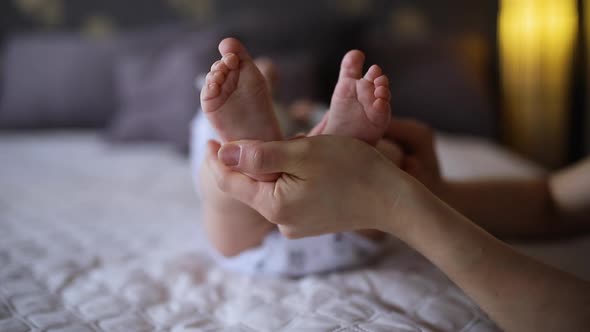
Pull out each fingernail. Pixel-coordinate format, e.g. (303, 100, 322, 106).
(219, 144, 240, 166)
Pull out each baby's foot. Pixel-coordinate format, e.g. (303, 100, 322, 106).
(319, 50, 391, 145)
(200, 38, 282, 143)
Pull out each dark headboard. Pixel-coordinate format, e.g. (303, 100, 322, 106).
(1, 0, 497, 41)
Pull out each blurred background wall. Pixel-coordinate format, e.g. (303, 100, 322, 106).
(0, 0, 587, 167)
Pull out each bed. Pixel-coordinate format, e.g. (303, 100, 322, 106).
(1, 131, 588, 332)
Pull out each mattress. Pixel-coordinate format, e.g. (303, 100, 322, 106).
(0, 131, 586, 332)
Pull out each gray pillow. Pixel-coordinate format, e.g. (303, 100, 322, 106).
(0, 34, 117, 128)
(107, 39, 218, 151)
(0, 25, 190, 129)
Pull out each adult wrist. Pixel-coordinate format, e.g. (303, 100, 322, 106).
(383, 179, 472, 257)
(375, 164, 441, 240)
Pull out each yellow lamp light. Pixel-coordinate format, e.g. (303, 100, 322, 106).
(499, 0, 578, 167)
(586, 0, 590, 153)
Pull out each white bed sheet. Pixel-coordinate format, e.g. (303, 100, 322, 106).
(0, 131, 586, 332)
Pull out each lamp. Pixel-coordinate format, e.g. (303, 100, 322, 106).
(586, 0, 590, 154)
(499, 0, 578, 167)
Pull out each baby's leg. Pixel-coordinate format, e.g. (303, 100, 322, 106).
(196, 38, 282, 257)
(314, 51, 392, 241)
(198, 155, 276, 257)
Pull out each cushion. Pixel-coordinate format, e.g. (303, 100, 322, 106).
(0, 25, 189, 129)
(107, 32, 219, 152)
(0, 33, 117, 128)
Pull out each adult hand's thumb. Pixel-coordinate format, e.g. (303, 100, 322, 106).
(218, 139, 308, 175)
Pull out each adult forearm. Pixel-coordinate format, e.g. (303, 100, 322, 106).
(384, 182, 590, 332)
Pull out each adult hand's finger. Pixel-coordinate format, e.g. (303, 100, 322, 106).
(217, 139, 310, 176)
(308, 111, 328, 136)
(206, 140, 274, 209)
(384, 118, 435, 153)
(376, 139, 404, 166)
(382, 119, 442, 192)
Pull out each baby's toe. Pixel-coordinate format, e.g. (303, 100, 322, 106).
(374, 75, 389, 88)
(365, 96, 391, 135)
(218, 37, 251, 60)
(375, 86, 390, 101)
(201, 82, 221, 101)
(211, 60, 222, 72)
(207, 71, 225, 85)
(213, 60, 230, 74)
(372, 98, 391, 118)
(364, 64, 382, 82)
(339, 50, 365, 79)
(221, 53, 240, 70)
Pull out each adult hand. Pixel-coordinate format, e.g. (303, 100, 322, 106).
(205, 136, 418, 238)
(382, 118, 444, 195)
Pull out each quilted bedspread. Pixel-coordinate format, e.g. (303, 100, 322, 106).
(1, 131, 580, 332)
